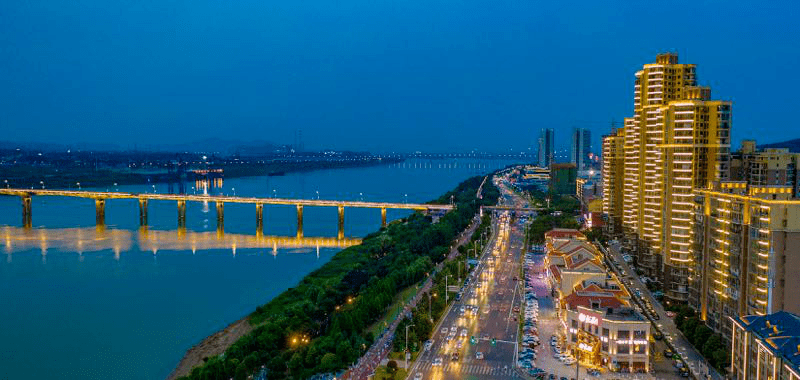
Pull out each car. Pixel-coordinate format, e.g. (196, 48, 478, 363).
(451, 352, 459, 362)
(450, 326, 458, 334)
(414, 372, 423, 380)
(475, 351, 484, 360)
(432, 357, 443, 366)
(460, 328, 468, 337)
(456, 341, 463, 349)
(664, 349, 674, 358)
(441, 327, 448, 335)
(424, 340, 434, 350)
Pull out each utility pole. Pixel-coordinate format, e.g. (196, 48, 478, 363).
(405, 324, 415, 370)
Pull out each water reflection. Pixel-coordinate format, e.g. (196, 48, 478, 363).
(1, 226, 361, 260)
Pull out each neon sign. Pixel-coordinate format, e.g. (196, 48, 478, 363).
(578, 313, 599, 325)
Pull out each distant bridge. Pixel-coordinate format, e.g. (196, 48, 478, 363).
(1, 226, 361, 259)
(480, 205, 543, 217)
(0, 189, 453, 238)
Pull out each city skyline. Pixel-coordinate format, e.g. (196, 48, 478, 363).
(2, 1, 799, 153)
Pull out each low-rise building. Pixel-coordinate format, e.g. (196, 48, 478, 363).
(730, 311, 800, 380)
(545, 228, 650, 373)
(564, 305, 651, 373)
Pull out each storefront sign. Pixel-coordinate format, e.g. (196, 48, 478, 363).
(578, 312, 599, 325)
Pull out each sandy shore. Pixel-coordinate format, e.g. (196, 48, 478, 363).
(167, 316, 254, 380)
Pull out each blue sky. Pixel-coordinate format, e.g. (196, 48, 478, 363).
(1, 1, 798, 153)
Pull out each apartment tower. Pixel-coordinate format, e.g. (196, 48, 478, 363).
(617, 53, 731, 302)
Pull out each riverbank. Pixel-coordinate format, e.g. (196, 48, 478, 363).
(0, 157, 401, 190)
(167, 317, 253, 380)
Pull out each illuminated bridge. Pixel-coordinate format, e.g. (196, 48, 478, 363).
(0, 188, 453, 238)
(1, 226, 362, 259)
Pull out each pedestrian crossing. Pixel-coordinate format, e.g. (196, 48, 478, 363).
(416, 362, 522, 377)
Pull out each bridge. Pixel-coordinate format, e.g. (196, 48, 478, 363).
(479, 205, 543, 217)
(0, 188, 453, 239)
(1, 226, 362, 259)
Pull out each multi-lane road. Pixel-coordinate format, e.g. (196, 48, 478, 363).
(406, 181, 528, 380)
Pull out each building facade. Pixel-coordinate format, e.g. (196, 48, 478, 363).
(602, 128, 626, 237)
(730, 311, 800, 380)
(730, 141, 800, 196)
(572, 128, 592, 172)
(550, 163, 577, 195)
(539, 128, 555, 168)
(605, 53, 731, 302)
(692, 182, 800, 337)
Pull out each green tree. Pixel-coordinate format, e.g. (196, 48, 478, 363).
(320, 353, 338, 371)
(387, 360, 398, 373)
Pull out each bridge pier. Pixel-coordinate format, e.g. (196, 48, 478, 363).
(216, 201, 224, 235)
(22, 196, 32, 229)
(296, 204, 304, 239)
(139, 198, 148, 226)
(381, 207, 387, 228)
(177, 200, 187, 228)
(338, 205, 345, 240)
(256, 203, 264, 234)
(95, 199, 106, 226)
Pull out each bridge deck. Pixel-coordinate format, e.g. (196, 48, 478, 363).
(0, 189, 452, 211)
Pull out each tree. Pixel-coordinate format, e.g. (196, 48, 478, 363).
(320, 353, 338, 371)
(387, 360, 398, 373)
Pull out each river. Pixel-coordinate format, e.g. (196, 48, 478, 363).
(0, 158, 518, 380)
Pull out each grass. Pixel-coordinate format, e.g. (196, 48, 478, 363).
(373, 366, 408, 380)
(366, 283, 421, 339)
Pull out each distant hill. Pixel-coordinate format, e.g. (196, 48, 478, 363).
(759, 138, 800, 153)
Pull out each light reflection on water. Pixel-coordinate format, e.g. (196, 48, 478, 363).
(1, 226, 362, 260)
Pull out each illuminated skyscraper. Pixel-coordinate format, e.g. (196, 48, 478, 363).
(571, 128, 591, 171)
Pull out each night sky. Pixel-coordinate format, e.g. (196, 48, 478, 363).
(1, 1, 798, 153)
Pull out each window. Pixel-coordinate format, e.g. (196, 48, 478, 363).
(618, 330, 630, 339)
(602, 328, 609, 337)
(618, 343, 630, 354)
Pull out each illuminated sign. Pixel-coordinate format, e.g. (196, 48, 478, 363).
(578, 342, 593, 352)
(578, 313, 599, 326)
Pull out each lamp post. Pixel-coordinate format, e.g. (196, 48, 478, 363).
(445, 275, 452, 303)
(427, 293, 436, 322)
(405, 324, 415, 370)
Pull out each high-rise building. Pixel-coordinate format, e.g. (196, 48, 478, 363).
(730, 141, 800, 195)
(611, 53, 732, 302)
(692, 181, 800, 338)
(550, 163, 577, 195)
(571, 128, 592, 171)
(602, 128, 625, 236)
(538, 128, 555, 168)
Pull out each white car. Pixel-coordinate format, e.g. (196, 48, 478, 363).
(476, 351, 484, 360)
(432, 357, 443, 366)
(414, 372, 423, 380)
(460, 328, 468, 337)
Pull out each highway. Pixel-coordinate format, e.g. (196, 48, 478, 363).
(405, 177, 528, 380)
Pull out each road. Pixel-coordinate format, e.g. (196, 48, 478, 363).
(343, 213, 485, 380)
(602, 242, 721, 380)
(405, 177, 529, 380)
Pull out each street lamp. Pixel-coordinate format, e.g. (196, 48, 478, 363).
(405, 324, 415, 370)
(77, 182, 81, 190)
(445, 275, 452, 303)
(427, 293, 436, 322)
